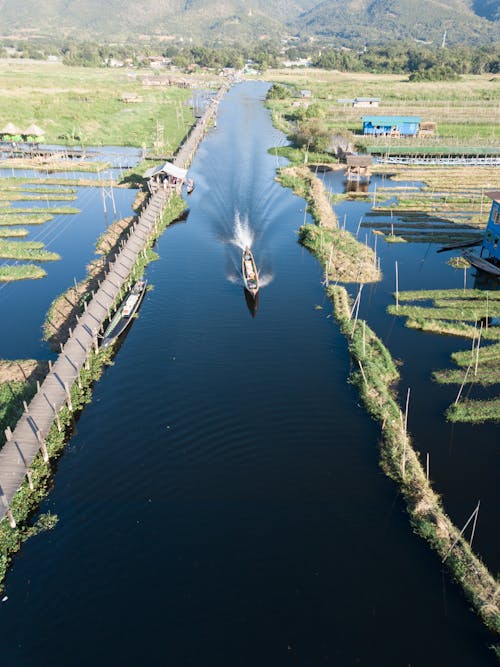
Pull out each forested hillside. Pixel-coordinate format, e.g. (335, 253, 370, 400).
(0, 0, 497, 45)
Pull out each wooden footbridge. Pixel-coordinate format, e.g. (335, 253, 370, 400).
(0, 83, 228, 526)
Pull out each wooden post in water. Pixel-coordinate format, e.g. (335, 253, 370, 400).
(474, 323, 483, 376)
(455, 361, 472, 404)
(36, 429, 49, 463)
(443, 502, 481, 562)
(64, 382, 73, 413)
(5, 507, 16, 528)
(426, 452, 430, 481)
(470, 500, 480, 548)
(356, 217, 363, 238)
(52, 402, 62, 432)
(362, 321, 366, 357)
(26, 470, 34, 491)
(4, 426, 12, 442)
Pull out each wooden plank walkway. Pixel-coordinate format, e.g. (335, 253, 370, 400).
(0, 83, 227, 525)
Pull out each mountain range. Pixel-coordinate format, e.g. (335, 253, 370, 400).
(0, 0, 498, 46)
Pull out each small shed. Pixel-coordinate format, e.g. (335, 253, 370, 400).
(143, 161, 188, 194)
(362, 116, 421, 137)
(353, 97, 380, 108)
(418, 121, 436, 137)
(345, 154, 372, 181)
(482, 191, 500, 263)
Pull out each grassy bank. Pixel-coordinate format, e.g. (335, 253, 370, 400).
(278, 165, 381, 283)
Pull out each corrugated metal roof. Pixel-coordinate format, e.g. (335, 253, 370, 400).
(362, 116, 421, 123)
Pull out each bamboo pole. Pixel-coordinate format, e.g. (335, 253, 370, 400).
(443, 502, 481, 562)
(395, 261, 399, 310)
(474, 323, 483, 376)
(470, 500, 480, 548)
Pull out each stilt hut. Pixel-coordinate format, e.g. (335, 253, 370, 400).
(143, 161, 188, 194)
(0, 122, 23, 142)
(345, 154, 372, 182)
(23, 124, 45, 143)
(463, 191, 500, 277)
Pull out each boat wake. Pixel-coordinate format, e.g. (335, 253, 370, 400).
(229, 210, 254, 250)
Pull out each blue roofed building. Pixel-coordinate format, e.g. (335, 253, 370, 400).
(482, 191, 500, 263)
(362, 115, 421, 137)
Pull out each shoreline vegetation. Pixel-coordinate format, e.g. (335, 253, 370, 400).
(277, 162, 499, 638)
(278, 165, 381, 284)
(0, 191, 188, 593)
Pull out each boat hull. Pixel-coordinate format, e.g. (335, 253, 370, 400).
(101, 280, 147, 348)
(242, 248, 259, 298)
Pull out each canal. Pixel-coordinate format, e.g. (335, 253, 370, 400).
(0, 82, 496, 665)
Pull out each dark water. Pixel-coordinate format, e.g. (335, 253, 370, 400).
(0, 82, 497, 666)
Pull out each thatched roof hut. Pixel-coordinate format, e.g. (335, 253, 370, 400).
(1, 122, 22, 136)
(23, 124, 45, 137)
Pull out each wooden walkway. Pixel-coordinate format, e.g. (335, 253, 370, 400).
(0, 83, 227, 525)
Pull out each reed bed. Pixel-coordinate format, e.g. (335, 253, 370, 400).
(390, 290, 500, 424)
(388, 303, 500, 321)
(398, 289, 500, 302)
(452, 342, 500, 367)
(0, 214, 53, 226)
(447, 398, 500, 423)
(0, 207, 79, 215)
(0, 193, 77, 202)
(0, 228, 28, 238)
(0, 241, 60, 262)
(433, 366, 500, 386)
(0, 265, 46, 281)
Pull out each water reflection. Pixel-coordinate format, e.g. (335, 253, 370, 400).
(345, 179, 369, 193)
(244, 287, 258, 317)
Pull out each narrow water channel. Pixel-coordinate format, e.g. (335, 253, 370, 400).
(0, 82, 495, 666)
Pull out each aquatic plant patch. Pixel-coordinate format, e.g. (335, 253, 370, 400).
(0, 228, 28, 238)
(389, 289, 500, 424)
(0, 265, 47, 281)
(0, 214, 53, 226)
(0, 241, 60, 262)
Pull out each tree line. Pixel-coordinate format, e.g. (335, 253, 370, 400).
(1, 38, 498, 77)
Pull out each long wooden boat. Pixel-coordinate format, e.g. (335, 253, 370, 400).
(101, 279, 148, 348)
(242, 247, 259, 298)
(437, 239, 482, 253)
(462, 251, 500, 277)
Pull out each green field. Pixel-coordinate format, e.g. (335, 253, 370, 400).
(264, 69, 500, 147)
(0, 60, 201, 148)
